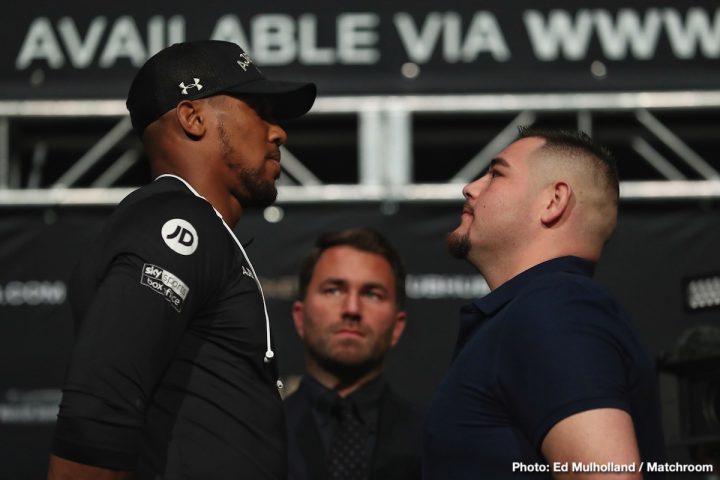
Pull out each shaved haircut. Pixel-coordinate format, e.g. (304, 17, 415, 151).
(517, 126, 619, 242)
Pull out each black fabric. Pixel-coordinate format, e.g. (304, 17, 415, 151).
(126, 40, 316, 134)
(52, 176, 286, 479)
(423, 256, 667, 479)
(286, 375, 424, 480)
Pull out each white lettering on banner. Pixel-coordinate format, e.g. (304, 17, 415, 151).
(665, 8, 720, 59)
(395, 12, 445, 64)
(57, 16, 107, 68)
(525, 8, 720, 61)
(396, 11, 510, 63)
(594, 9, 663, 60)
(16, 17, 65, 69)
(406, 274, 490, 299)
(524, 10, 595, 61)
(462, 12, 510, 62)
(0, 281, 66, 306)
(16, 15, 185, 69)
(98, 15, 146, 67)
(252, 14, 297, 64)
(0, 389, 61, 424)
(298, 14, 335, 64)
(337, 13, 380, 64)
(14, 8, 720, 70)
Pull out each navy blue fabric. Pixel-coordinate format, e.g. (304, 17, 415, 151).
(422, 256, 666, 479)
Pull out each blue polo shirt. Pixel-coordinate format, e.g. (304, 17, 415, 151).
(422, 256, 665, 479)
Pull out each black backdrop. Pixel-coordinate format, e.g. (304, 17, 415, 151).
(1, 201, 718, 477)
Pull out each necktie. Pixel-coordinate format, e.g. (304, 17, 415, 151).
(327, 397, 367, 480)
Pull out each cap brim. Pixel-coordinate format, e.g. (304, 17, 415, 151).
(224, 79, 317, 119)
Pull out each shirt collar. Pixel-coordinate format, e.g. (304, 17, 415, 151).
(301, 374, 387, 430)
(453, 256, 595, 357)
(472, 256, 595, 316)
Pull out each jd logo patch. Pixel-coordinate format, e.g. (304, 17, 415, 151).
(161, 219, 198, 255)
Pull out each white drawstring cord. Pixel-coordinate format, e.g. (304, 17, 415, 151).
(154, 174, 276, 366)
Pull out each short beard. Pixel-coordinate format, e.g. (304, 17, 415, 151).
(236, 168, 277, 208)
(218, 121, 278, 208)
(309, 349, 384, 387)
(447, 231, 471, 259)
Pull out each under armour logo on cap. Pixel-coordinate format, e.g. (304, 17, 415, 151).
(179, 78, 203, 95)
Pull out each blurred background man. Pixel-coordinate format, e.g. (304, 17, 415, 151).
(285, 228, 424, 480)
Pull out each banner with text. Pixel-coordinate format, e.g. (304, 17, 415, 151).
(3, 0, 720, 98)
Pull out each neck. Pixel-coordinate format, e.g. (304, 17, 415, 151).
(154, 168, 243, 227)
(473, 240, 599, 290)
(306, 358, 383, 398)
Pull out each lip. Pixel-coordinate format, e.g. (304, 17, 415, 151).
(334, 329, 364, 338)
(461, 202, 474, 217)
(266, 149, 281, 163)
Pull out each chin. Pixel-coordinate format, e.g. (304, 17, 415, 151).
(447, 230, 471, 259)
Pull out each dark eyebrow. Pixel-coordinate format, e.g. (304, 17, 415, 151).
(489, 157, 511, 170)
(320, 278, 390, 294)
(362, 282, 390, 293)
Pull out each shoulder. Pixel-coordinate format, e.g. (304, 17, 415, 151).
(115, 179, 220, 232)
(91, 179, 238, 295)
(495, 272, 637, 361)
(103, 179, 232, 258)
(508, 271, 623, 329)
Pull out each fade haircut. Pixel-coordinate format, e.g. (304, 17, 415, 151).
(298, 228, 407, 308)
(517, 125, 619, 204)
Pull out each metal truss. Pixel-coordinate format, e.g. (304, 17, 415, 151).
(2, 90, 720, 206)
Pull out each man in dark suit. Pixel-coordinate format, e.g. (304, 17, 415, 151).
(285, 228, 423, 480)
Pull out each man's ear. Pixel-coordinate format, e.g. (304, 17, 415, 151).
(175, 100, 208, 138)
(291, 301, 306, 339)
(541, 181, 572, 227)
(390, 311, 407, 348)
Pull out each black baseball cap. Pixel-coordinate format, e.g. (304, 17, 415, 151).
(126, 40, 317, 134)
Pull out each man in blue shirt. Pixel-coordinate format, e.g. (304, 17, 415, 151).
(423, 127, 666, 479)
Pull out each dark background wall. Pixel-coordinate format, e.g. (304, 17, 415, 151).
(1, 201, 718, 478)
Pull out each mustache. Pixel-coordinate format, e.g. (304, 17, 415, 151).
(331, 322, 369, 336)
(462, 202, 473, 214)
(266, 148, 281, 162)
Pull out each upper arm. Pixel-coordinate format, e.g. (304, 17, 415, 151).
(542, 408, 641, 479)
(53, 196, 232, 470)
(47, 454, 134, 480)
(498, 285, 634, 450)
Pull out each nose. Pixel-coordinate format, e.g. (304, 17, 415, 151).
(341, 292, 362, 322)
(462, 177, 483, 200)
(268, 121, 288, 147)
